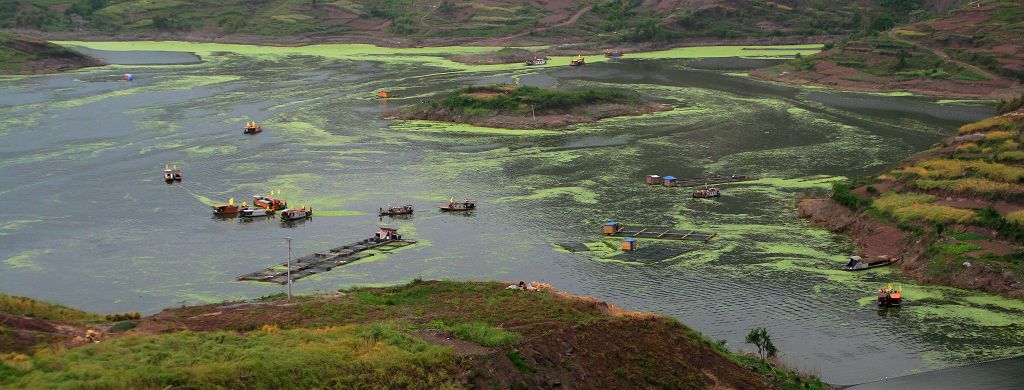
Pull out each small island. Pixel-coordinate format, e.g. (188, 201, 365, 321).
(385, 84, 671, 130)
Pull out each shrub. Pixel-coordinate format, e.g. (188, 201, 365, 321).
(831, 181, 871, 210)
(1006, 210, 1024, 225)
(985, 130, 1018, 141)
(451, 322, 520, 347)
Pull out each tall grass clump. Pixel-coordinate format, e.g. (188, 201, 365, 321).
(915, 178, 1024, 196)
(1006, 210, 1024, 225)
(872, 192, 935, 214)
(831, 181, 871, 210)
(890, 204, 976, 224)
(958, 116, 1016, 135)
(5, 325, 456, 389)
(451, 322, 521, 347)
(0, 294, 104, 323)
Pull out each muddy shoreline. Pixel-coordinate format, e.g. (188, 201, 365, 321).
(797, 198, 1024, 299)
(750, 67, 1022, 99)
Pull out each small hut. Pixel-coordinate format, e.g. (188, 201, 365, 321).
(663, 176, 677, 187)
(622, 238, 637, 251)
(376, 227, 401, 241)
(646, 175, 662, 185)
(603, 222, 621, 235)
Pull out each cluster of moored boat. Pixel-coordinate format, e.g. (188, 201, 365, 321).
(524, 50, 623, 67)
(379, 198, 477, 217)
(211, 194, 314, 222)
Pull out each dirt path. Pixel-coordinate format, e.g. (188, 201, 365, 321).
(470, 5, 590, 46)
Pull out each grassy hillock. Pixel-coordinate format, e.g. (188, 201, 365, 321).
(0, 0, 933, 44)
(0, 280, 827, 389)
(0, 31, 103, 74)
(822, 109, 1024, 298)
(391, 84, 667, 129)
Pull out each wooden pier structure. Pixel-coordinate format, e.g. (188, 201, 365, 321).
(603, 223, 716, 242)
(237, 237, 416, 284)
(647, 175, 756, 188)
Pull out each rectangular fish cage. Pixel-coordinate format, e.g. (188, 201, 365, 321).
(622, 238, 637, 251)
(603, 222, 621, 235)
(662, 176, 677, 187)
(646, 175, 662, 185)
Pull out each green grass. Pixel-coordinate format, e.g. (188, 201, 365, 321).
(451, 322, 520, 347)
(1, 324, 457, 389)
(0, 294, 104, 324)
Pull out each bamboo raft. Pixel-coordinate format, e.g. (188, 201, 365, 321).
(604, 224, 716, 242)
(237, 238, 417, 284)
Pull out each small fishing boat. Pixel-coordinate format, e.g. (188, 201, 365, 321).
(171, 165, 182, 181)
(379, 204, 414, 216)
(569, 55, 586, 66)
(163, 165, 175, 183)
(253, 192, 287, 211)
(281, 206, 313, 221)
(377, 91, 394, 99)
(877, 283, 902, 307)
(525, 57, 546, 66)
(239, 206, 275, 218)
(439, 198, 476, 212)
(603, 50, 623, 58)
(243, 121, 262, 134)
(692, 187, 721, 198)
(843, 256, 895, 271)
(212, 198, 240, 216)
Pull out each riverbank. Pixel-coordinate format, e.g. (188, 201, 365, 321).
(385, 84, 672, 130)
(797, 109, 1024, 300)
(0, 280, 826, 389)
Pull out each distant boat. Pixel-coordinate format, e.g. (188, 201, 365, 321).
(239, 207, 275, 218)
(843, 256, 895, 271)
(603, 50, 623, 58)
(525, 57, 546, 66)
(877, 283, 902, 307)
(439, 198, 476, 212)
(162, 164, 181, 182)
(692, 187, 720, 198)
(243, 121, 262, 134)
(570, 55, 585, 66)
(253, 192, 287, 211)
(281, 206, 312, 221)
(379, 204, 414, 216)
(213, 198, 240, 216)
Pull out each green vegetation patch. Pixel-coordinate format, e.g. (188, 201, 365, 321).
(0, 294, 104, 324)
(407, 84, 640, 117)
(451, 322, 521, 347)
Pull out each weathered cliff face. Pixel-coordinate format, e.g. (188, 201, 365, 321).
(797, 198, 1023, 299)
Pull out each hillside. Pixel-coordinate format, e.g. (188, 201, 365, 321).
(1, 0, 933, 46)
(798, 106, 1024, 299)
(0, 31, 103, 74)
(0, 280, 826, 389)
(756, 0, 1023, 98)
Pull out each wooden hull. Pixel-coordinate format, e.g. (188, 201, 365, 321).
(843, 260, 893, 271)
(439, 206, 474, 212)
(380, 211, 414, 216)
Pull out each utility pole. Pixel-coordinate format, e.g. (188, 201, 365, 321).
(284, 237, 293, 300)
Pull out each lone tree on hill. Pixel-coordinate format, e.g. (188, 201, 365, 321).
(745, 327, 778, 360)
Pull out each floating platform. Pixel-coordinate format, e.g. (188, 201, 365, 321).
(237, 238, 416, 284)
(604, 224, 716, 242)
(559, 242, 592, 252)
(653, 175, 756, 188)
(608, 244, 696, 262)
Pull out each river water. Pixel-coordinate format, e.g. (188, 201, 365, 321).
(0, 42, 1021, 385)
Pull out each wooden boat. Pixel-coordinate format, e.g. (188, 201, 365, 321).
(570, 55, 585, 66)
(843, 256, 895, 271)
(877, 283, 902, 307)
(163, 165, 174, 183)
(253, 193, 287, 211)
(171, 165, 182, 181)
(377, 91, 394, 99)
(439, 198, 476, 212)
(379, 204, 414, 216)
(281, 206, 313, 221)
(243, 121, 262, 134)
(525, 57, 546, 66)
(212, 198, 240, 216)
(692, 187, 721, 198)
(239, 206, 275, 218)
(603, 50, 623, 58)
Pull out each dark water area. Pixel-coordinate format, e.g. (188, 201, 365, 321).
(848, 356, 1024, 389)
(0, 48, 1019, 386)
(68, 47, 203, 64)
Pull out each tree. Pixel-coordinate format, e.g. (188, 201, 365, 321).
(745, 328, 777, 360)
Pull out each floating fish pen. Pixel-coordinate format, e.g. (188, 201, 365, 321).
(645, 175, 756, 188)
(603, 222, 716, 242)
(237, 235, 416, 284)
